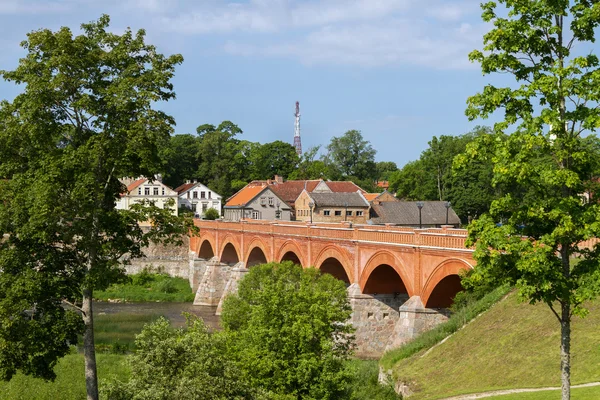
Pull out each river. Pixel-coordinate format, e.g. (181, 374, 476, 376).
(93, 301, 221, 330)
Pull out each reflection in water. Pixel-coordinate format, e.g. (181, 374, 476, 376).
(93, 302, 221, 330)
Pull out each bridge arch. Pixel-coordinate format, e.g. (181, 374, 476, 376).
(421, 258, 473, 308)
(219, 235, 241, 264)
(198, 239, 215, 259)
(245, 238, 270, 267)
(314, 246, 354, 284)
(359, 251, 413, 296)
(276, 241, 306, 267)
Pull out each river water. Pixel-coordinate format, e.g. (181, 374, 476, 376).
(93, 302, 221, 330)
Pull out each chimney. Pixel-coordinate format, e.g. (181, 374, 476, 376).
(274, 175, 284, 184)
(185, 179, 190, 184)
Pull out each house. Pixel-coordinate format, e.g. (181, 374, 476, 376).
(369, 201, 460, 228)
(295, 190, 370, 224)
(363, 190, 397, 205)
(224, 184, 292, 221)
(116, 178, 179, 215)
(175, 181, 222, 217)
(229, 175, 367, 220)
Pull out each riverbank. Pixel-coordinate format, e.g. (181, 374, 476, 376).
(94, 271, 195, 303)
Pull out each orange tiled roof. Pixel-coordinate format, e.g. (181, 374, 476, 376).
(270, 180, 321, 204)
(127, 178, 147, 193)
(376, 181, 389, 188)
(326, 181, 366, 193)
(226, 184, 267, 207)
(363, 193, 379, 202)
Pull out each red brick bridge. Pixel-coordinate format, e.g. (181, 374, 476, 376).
(189, 219, 475, 357)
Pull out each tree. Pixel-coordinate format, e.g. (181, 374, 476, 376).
(250, 140, 300, 180)
(161, 134, 200, 189)
(196, 121, 243, 198)
(324, 130, 376, 180)
(375, 161, 398, 181)
(0, 16, 194, 400)
(462, 2, 600, 398)
(221, 262, 354, 399)
(289, 146, 328, 180)
(102, 317, 256, 400)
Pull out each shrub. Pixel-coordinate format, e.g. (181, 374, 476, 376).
(203, 207, 220, 220)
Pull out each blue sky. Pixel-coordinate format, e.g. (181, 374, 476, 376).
(0, 0, 504, 167)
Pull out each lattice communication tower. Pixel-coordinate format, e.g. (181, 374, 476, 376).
(293, 101, 302, 155)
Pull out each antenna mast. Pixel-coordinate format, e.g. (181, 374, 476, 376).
(293, 101, 302, 155)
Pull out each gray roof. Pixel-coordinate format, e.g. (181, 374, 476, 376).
(309, 192, 369, 208)
(370, 201, 461, 226)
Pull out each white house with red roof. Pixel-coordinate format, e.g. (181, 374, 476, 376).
(175, 180, 222, 217)
(116, 177, 179, 215)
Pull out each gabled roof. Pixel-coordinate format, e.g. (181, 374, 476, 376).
(174, 183, 195, 194)
(226, 184, 268, 207)
(363, 193, 380, 202)
(308, 192, 369, 208)
(127, 178, 147, 193)
(370, 201, 460, 226)
(270, 180, 321, 204)
(326, 181, 366, 193)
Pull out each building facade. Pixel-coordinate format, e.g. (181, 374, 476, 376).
(116, 178, 179, 215)
(224, 185, 292, 221)
(295, 190, 370, 224)
(176, 181, 222, 217)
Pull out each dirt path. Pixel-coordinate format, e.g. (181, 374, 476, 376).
(438, 382, 600, 399)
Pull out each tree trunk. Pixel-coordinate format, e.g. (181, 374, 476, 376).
(560, 301, 571, 400)
(82, 287, 99, 400)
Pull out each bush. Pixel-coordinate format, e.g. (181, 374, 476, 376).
(101, 316, 256, 400)
(203, 207, 220, 220)
(131, 269, 154, 286)
(221, 262, 354, 400)
(154, 278, 178, 294)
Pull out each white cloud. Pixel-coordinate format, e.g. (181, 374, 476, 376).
(0, 0, 71, 14)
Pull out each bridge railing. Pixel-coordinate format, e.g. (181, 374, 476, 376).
(194, 219, 469, 249)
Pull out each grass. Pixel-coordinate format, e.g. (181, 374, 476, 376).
(380, 285, 511, 370)
(91, 312, 163, 353)
(94, 271, 194, 302)
(388, 292, 600, 400)
(493, 385, 600, 399)
(345, 359, 401, 400)
(0, 353, 129, 400)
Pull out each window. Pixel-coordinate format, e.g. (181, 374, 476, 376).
(144, 187, 150, 196)
(208, 192, 211, 199)
(268, 197, 274, 206)
(154, 187, 159, 195)
(346, 210, 352, 216)
(334, 210, 342, 216)
(324, 210, 330, 216)
(252, 210, 259, 219)
(357, 211, 363, 216)
(260, 197, 266, 206)
(138, 188, 142, 195)
(162, 188, 165, 196)
(187, 192, 190, 199)
(201, 191, 206, 199)
(202, 203, 208, 212)
(193, 191, 198, 199)
(213, 201, 219, 207)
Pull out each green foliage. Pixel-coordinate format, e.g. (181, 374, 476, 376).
(203, 207, 220, 220)
(345, 360, 401, 400)
(324, 130, 377, 180)
(250, 140, 300, 180)
(0, 15, 197, 388)
(389, 126, 495, 222)
(221, 262, 355, 400)
(463, 1, 600, 395)
(94, 272, 194, 303)
(380, 284, 510, 370)
(289, 146, 329, 180)
(102, 316, 256, 400)
(161, 134, 200, 189)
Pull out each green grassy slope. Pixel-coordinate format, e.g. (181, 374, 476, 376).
(390, 293, 600, 400)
